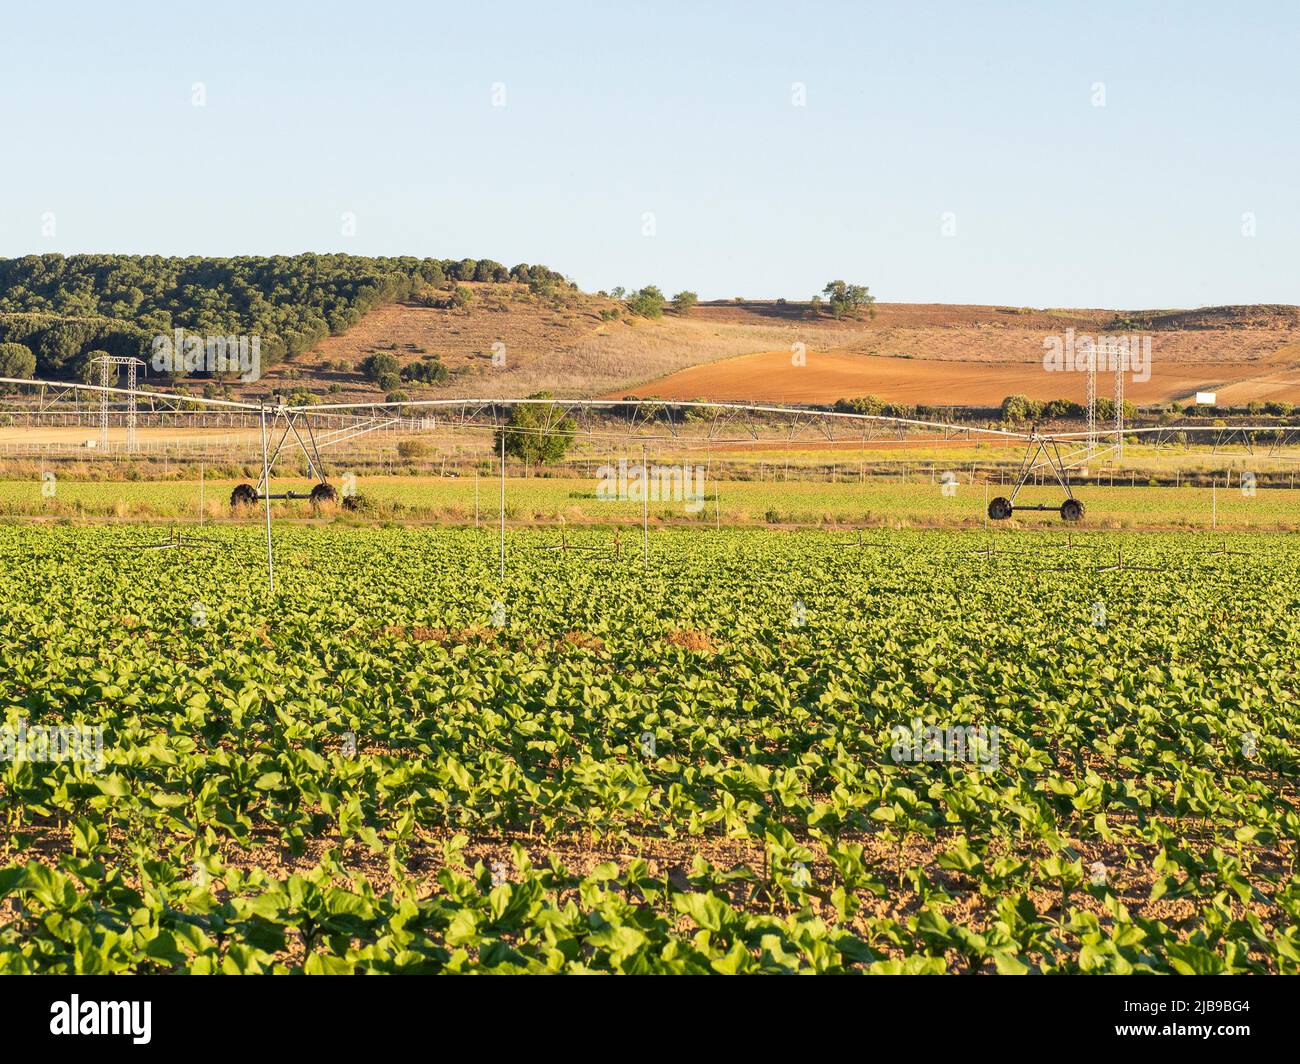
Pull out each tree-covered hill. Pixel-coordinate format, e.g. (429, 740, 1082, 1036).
(0, 253, 567, 379)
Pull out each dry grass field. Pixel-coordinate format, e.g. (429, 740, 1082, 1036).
(250, 285, 870, 402)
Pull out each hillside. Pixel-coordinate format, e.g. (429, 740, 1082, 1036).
(0, 253, 565, 378)
(252, 285, 856, 403)
(3, 257, 1298, 409)
(254, 297, 1300, 409)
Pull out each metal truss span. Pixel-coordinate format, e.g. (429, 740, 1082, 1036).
(8, 377, 1300, 453)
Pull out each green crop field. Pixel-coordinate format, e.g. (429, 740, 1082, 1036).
(3, 474, 1299, 530)
(1, 524, 1297, 973)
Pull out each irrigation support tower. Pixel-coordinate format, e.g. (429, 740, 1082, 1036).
(499, 432, 505, 581)
(642, 443, 649, 566)
(259, 406, 275, 592)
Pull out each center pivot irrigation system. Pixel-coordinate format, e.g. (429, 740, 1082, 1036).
(6, 375, 1300, 589)
(986, 435, 1086, 522)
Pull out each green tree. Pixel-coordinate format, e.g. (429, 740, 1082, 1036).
(0, 342, 36, 379)
(627, 286, 665, 319)
(360, 352, 400, 380)
(494, 393, 577, 463)
(1043, 398, 1083, 419)
(821, 280, 875, 319)
(672, 290, 698, 315)
(1000, 394, 1039, 423)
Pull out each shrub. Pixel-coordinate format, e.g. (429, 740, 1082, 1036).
(400, 357, 449, 385)
(360, 352, 400, 380)
(397, 439, 430, 459)
(833, 395, 886, 417)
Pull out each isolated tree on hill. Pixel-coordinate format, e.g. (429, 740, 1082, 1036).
(672, 290, 698, 315)
(610, 286, 626, 300)
(494, 392, 577, 463)
(627, 286, 665, 319)
(821, 280, 875, 319)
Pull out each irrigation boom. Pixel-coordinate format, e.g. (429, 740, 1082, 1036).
(7, 377, 1300, 547)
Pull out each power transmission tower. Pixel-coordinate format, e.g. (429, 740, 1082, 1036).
(91, 355, 145, 452)
(1114, 349, 1124, 461)
(1084, 346, 1097, 459)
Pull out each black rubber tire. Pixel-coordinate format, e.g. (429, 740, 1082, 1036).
(987, 496, 1013, 521)
(309, 482, 339, 505)
(230, 483, 258, 508)
(1060, 498, 1085, 522)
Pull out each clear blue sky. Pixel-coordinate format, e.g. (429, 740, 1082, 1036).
(1, 1, 1295, 307)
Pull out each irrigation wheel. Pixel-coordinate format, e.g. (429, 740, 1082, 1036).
(1060, 498, 1085, 522)
(309, 482, 339, 506)
(987, 496, 1013, 521)
(230, 483, 258, 508)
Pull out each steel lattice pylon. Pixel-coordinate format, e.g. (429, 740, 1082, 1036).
(1084, 345, 1097, 460)
(1114, 349, 1125, 461)
(91, 355, 145, 452)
